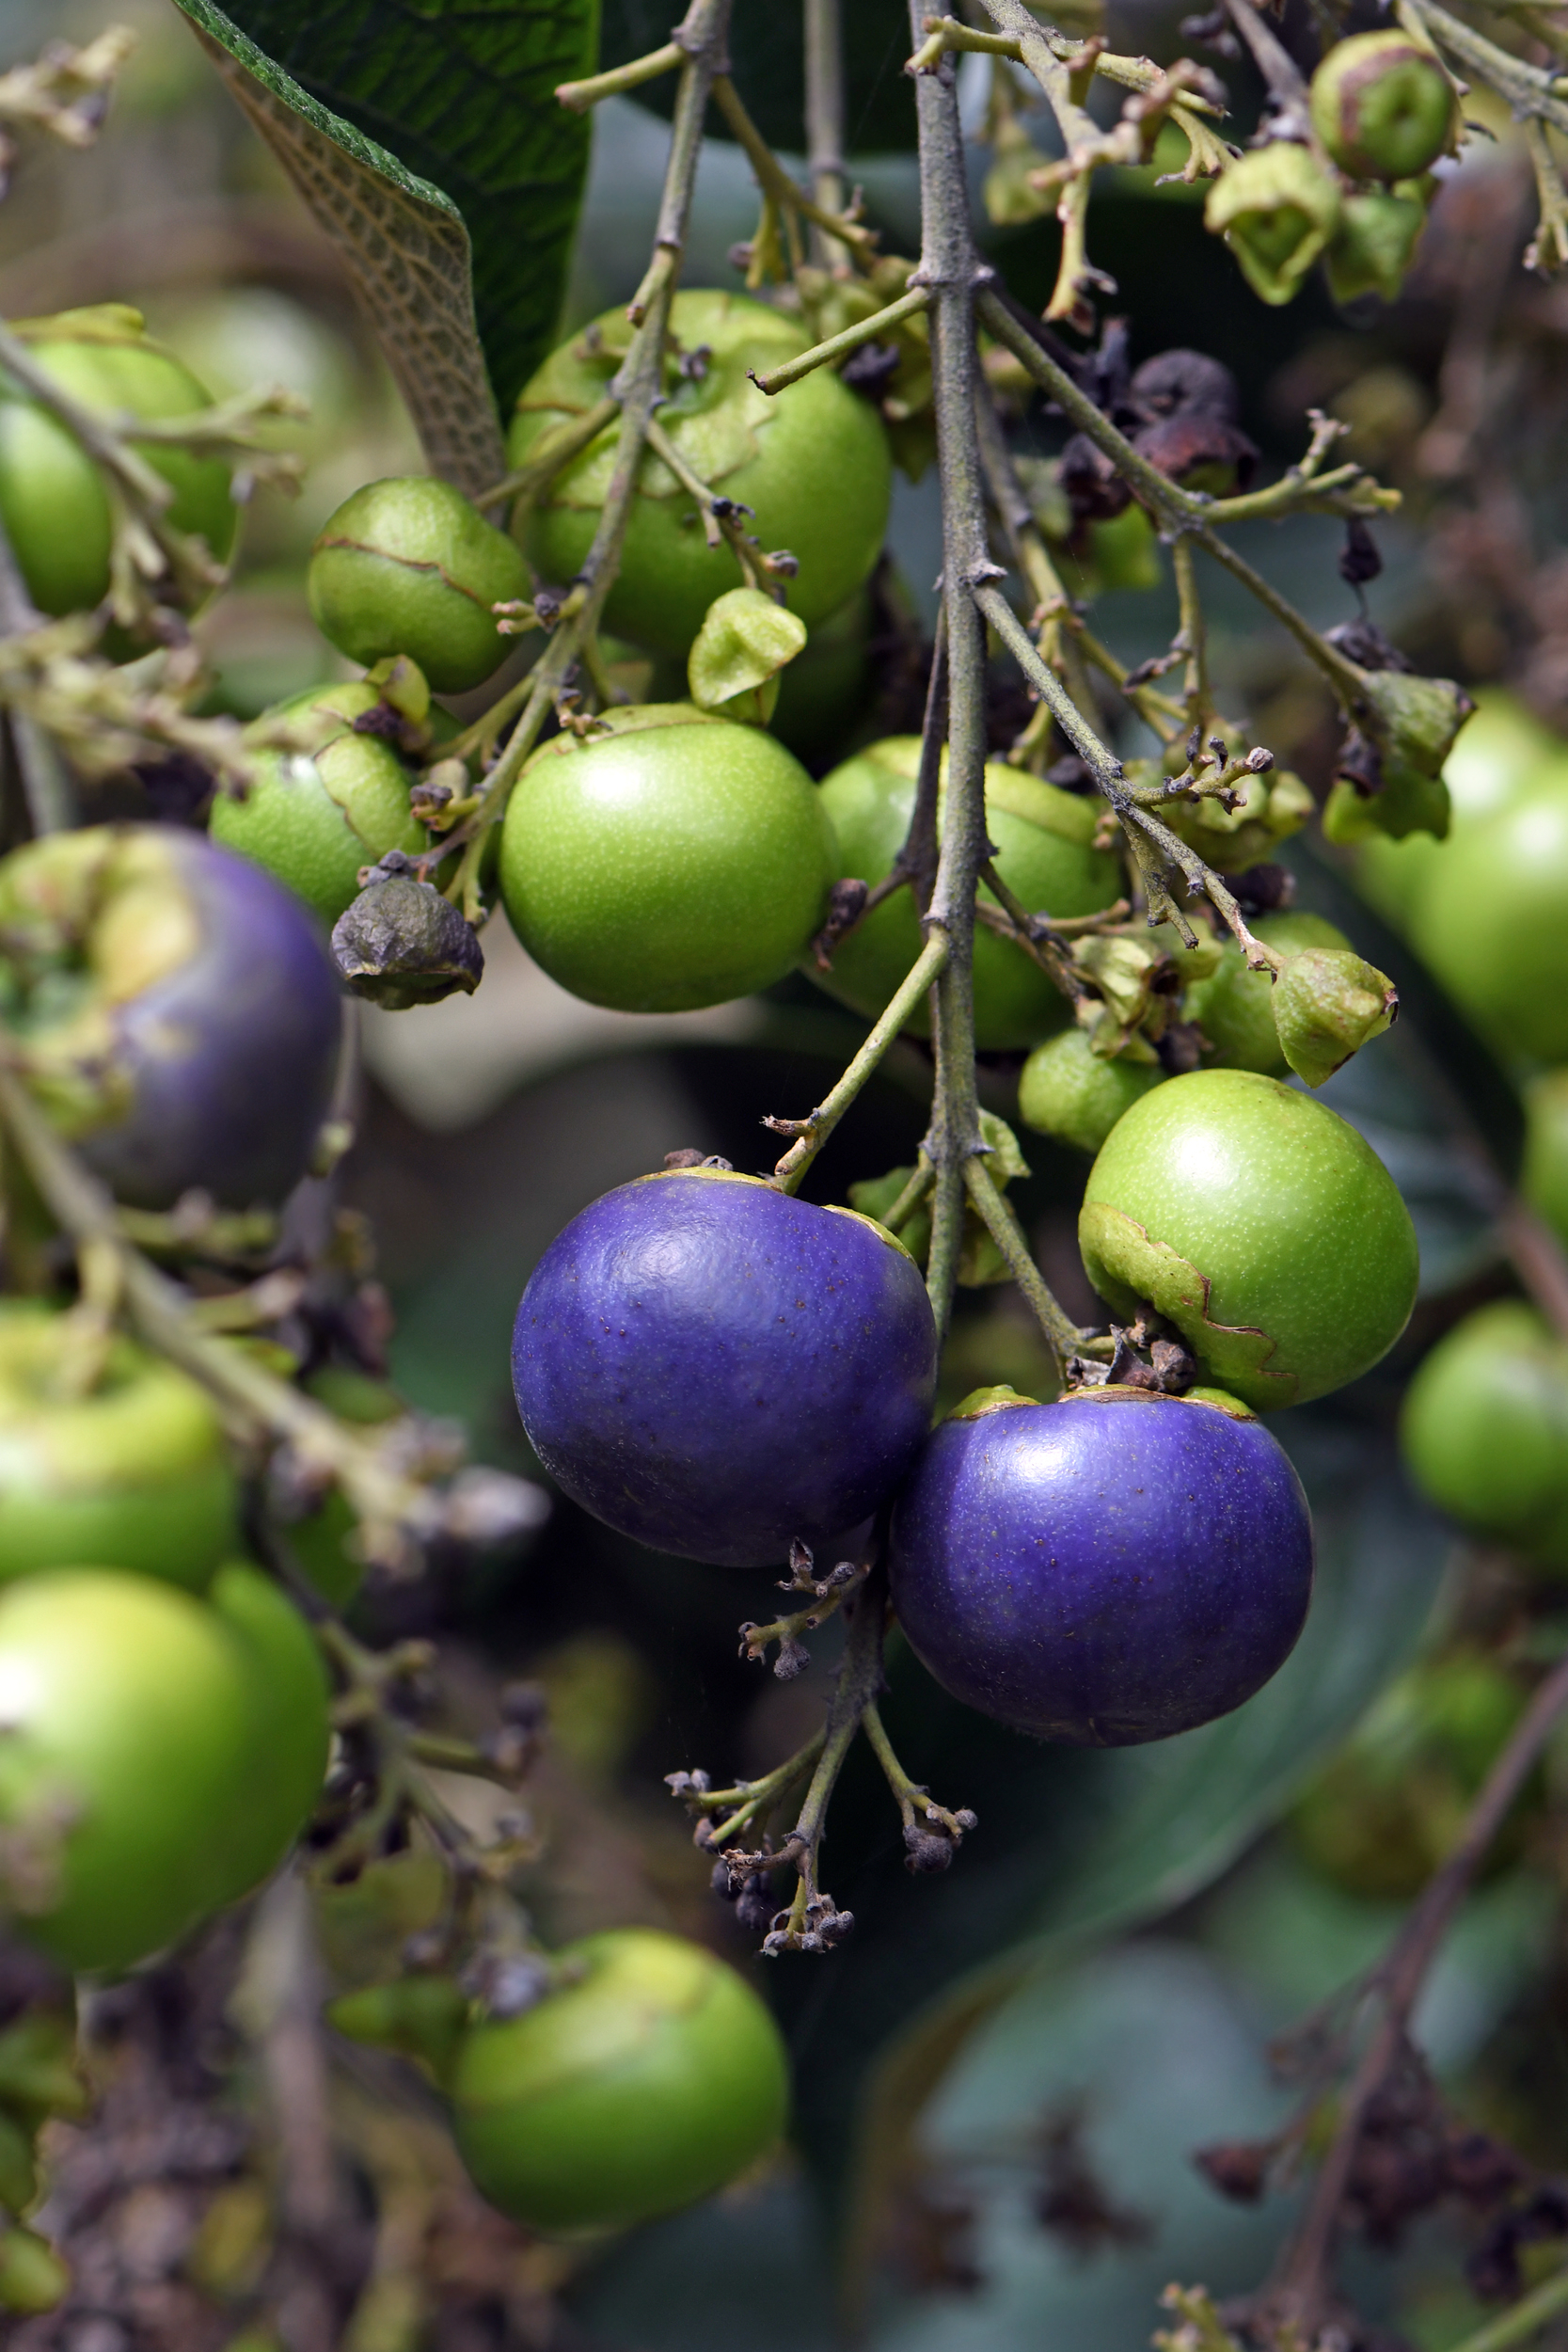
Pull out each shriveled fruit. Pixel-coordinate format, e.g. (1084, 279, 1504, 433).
(451, 1929, 789, 2231)
(499, 705, 836, 1011)
(509, 291, 892, 659)
(1079, 1070, 1418, 1410)
(888, 1387, 1313, 1743)
(512, 1167, 937, 1565)
(811, 739, 1121, 1048)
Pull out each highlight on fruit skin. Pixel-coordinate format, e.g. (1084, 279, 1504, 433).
(0, 824, 342, 1211)
(1079, 1069, 1418, 1411)
(512, 1167, 938, 1567)
(888, 1387, 1314, 1745)
(449, 1928, 790, 2232)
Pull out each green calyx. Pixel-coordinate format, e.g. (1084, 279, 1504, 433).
(1184, 910, 1349, 1076)
(947, 1384, 1040, 1420)
(1271, 946, 1398, 1087)
(1325, 670, 1474, 844)
(1205, 144, 1341, 306)
(1309, 32, 1456, 183)
(1324, 188, 1430, 305)
(688, 587, 807, 723)
(309, 476, 529, 693)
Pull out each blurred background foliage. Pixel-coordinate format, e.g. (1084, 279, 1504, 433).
(11, 2, 1568, 2345)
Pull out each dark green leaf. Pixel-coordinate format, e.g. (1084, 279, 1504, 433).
(168, 0, 595, 489)
(598, 0, 919, 154)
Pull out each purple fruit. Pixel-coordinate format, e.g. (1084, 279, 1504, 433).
(0, 825, 341, 1208)
(512, 1168, 939, 1567)
(887, 1387, 1313, 1745)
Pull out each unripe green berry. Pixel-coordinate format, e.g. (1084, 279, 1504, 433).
(1272, 946, 1398, 1088)
(1204, 145, 1341, 307)
(1401, 1299, 1568, 1567)
(451, 1928, 789, 2232)
(1523, 1069, 1568, 1251)
(1017, 1027, 1164, 1154)
(309, 477, 529, 692)
(1309, 32, 1455, 183)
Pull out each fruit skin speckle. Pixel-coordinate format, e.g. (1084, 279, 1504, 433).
(888, 1388, 1313, 1744)
(512, 1168, 938, 1567)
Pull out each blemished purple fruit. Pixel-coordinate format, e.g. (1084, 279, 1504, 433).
(512, 1167, 938, 1567)
(888, 1386, 1314, 1745)
(0, 826, 341, 1209)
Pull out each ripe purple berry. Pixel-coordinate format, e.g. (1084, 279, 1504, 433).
(512, 1168, 938, 1567)
(888, 1388, 1313, 1745)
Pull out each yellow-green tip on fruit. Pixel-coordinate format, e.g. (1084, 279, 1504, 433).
(309, 477, 529, 693)
(451, 1928, 789, 2233)
(1310, 32, 1455, 183)
(1204, 145, 1341, 307)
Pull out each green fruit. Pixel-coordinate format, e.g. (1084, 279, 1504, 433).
(811, 739, 1121, 1049)
(1408, 785, 1568, 1063)
(1524, 1070, 1568, 1250)
(451, 1928, 789, 2232)
(1354, 689, 1568, 928)
(1310, 32, 1455, 183)
(204, 1562, 331, 1908)
(309, 477, 529, 693)
(768, 588, 873, 767)
(1017, 1028, 1164, 1154)
(0, 305, 235, 618)
(1204, 145, 1341, 307)
(1292, 1649, 1526, 1900)
(0, 2227, 69, 2315)
(500, 705, 836, 1011)
(510, 291, 893, 660)
(212, 681, 428, 927)
(0, 1302, 236, 1591)
(1185, 912, 1350, 1075)
(1080, 1069, 1418, 1409)
(0, 1569, 254, 1973)
(1401, 1300, 1568, 1566)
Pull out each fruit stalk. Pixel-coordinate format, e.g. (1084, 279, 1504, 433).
(910, 6, 994, 1339)
(803, 0, 846, 263)
(1260, 1642, 1568, 2337)
(769, 930, 950, 1192)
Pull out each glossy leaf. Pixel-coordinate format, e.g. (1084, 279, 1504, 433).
(170, 0, 596, 492)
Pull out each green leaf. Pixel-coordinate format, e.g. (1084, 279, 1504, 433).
(598, 0, 919, 154)
(168, 0, 596, 495)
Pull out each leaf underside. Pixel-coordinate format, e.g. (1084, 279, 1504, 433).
(168, 0, 596, 495)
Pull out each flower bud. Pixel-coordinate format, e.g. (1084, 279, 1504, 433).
(1205, 144, 1341, 307)
(1018, 1027, 1165, 1154)
(331, 859, 484, 1010)
(1271, 946, 1398, 1087)
(309, 476, 530, 692)
(688, 585, 807, 723)
(1309, 32, 1455, 183)
(1324, 188, 1429, 306)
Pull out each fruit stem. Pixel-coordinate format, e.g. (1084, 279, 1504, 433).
(1171, 535, 1212, 738)
(780, 1570, 890, 1907)
(963, 1153, 1085, 1375)
(1403, 0, 1568, 135)
(472, 394, 620, 516)
(556, 40, 687, 111)
(1261, 1643, 1568, 2336)
(709, 75, 879, 265)
(749, 287, 932, 397)
(881, 1157, 935, 1233)
(768, 930, 950, 1193)
(804, 0, 847, 265)
(861, 1699, 976, 1853)
(0, 1063, 432, 1565)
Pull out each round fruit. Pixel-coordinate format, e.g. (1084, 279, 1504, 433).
(211, 681, 428, 927)
(0, 1569, 254, 1972)
(811, 739, 1121, 1049)
(309, 477, 529, 693)
(1407, 786, 1568, 1064)
(0, 304, 235, 619)
(1401, 1300, 1568, 1566)
(1079, 1070, 1418, 1410)
(1309, 32, 1454, 183)
(887, 1387, 1313, 1744)
(203, 1561, 331, 1909)
(509, 291, 893, 660)
(768, 587, 873, 767)
(1184, 913, 1351, 1075)
(451, 1927, 789, 2231)
(0, 1303, 236, 1590)
(499, 705, 836, 1012)
(1017, 1028, 1164, 1154)
(512, 1167, 938, 1566)
(1523, 1069, 1568, 1250)
(0, 825, 342, 1209)
(1292, 1649, 1527, 1900)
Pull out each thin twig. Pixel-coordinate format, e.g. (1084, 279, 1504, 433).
(769, 930, 950, 1192)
